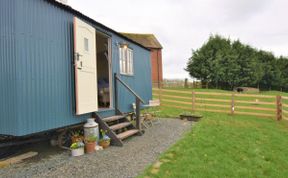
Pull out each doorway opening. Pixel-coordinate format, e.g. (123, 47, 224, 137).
(96, 31, 112, 109)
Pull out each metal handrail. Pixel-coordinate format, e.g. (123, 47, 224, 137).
(114, 73, 144, 130)
(114, 74, 145, 103)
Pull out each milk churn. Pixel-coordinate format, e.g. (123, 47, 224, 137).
(84, 118, 99, 143)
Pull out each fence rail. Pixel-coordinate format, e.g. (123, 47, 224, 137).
(153, 88, 287, 120)
(152, 81, 203, 89)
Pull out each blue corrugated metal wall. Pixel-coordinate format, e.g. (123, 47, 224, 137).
(112, 35, 152, 113)
(0, 0, 152, 136)
(0, 0, 19, 135)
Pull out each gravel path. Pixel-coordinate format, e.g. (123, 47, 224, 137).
(0, 119, 192, 178)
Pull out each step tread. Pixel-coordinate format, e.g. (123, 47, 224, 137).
(117, 129, 139, 140)
(109, 122, 132, 131)
(102, 115, 126, 123)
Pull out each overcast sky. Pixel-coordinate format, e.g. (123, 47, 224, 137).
(69, 0, 288, 79)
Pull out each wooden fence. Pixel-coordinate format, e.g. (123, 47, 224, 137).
(153, 88, 288, 120)
(152, 81, 203, 89)
(283, 96, 288, 120)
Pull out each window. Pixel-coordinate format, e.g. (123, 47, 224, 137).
(84, 38, 89, 51)
(119, 47, 133, 75)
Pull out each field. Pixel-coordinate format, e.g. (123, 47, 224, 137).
(138, 88, 288, 178)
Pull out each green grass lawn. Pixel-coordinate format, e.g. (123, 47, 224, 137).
(139, 88, 288, 178)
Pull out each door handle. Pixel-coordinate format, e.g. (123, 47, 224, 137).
(75, 52, 82, 61)
(75, 53, 83, 70)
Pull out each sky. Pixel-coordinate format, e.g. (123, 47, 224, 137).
(68, 0, 288, 80)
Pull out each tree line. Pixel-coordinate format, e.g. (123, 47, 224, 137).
(185, 35, 288, 91)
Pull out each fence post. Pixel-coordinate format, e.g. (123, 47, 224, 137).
(192, 91, 195, 111)
(231, 93, 235, 115)
(159, 83, 162, 106)
(184, 78, 188, 88)
(276, 95, 282, 121)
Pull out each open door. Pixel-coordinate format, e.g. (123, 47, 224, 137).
(96, 31, 112, 109)
(74, 17, 98, 115)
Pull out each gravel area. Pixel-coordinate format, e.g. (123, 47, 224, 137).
(0, 118, 192, 178)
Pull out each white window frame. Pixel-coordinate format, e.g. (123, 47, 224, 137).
(119, 47, 134, 75)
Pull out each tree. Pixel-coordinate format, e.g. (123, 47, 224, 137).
(277, 56, 288, 90)
(185, 34, 288, 91)
(257, 50, 279, 90)
(231, 41, 264, 88)
(185, 35, 231, 88)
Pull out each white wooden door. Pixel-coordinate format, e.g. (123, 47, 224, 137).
(74, 17, 98, 115)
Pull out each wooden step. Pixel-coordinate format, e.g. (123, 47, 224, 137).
(102, 115, 126, 123)
(109, 122, 132, 131)
(117, 129, 139, 140)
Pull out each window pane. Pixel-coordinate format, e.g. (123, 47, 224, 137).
(119, 48, 123, 73)
(129, 52, 132, 74)
(125, 48, 128, 74)
(120, 48, 123, 60)
(127, 59, 131, 74)
(128, 49, 133, 74)
(120, 60, 123, 73)
(84, 38, 89, 51)
(131, 52, 133, 74)
(123, 60, 126, 73)
(124, 49, 127, 62)
(122, 49, 125, 61)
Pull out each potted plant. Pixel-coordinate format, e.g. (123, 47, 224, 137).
(70, 141, 85, 157)
(99, 129, 110, 149)
(179, 112, 202, 122)
(71, 130, 84, 143)
(85, 135, 97, 154)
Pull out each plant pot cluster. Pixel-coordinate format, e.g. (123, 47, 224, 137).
(99, 129, 111, 149)
(70, 129, 111, 157)
(70, 136, 97, 156)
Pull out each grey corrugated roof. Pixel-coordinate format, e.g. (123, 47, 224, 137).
(46, 0, 150, 51)
(120, 33, 163, 49)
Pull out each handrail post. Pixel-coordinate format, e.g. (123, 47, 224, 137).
(114, 73, 118, 113)
(135, 98, 141, 130)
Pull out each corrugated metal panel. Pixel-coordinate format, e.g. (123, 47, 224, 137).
(0, 0, 18, 135)
(0, 0, 152, 136)
(111, 35, 152, 113)
(14, 0, 90, 136)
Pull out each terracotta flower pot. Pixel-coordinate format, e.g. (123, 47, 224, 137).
(85, 142, 96, 153)
(99, 140, 110, 149)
